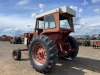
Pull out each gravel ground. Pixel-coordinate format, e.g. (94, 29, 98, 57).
(0, 41, 100, 75)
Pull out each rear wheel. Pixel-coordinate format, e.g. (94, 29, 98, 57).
(67, 36, 79, 59)
(29, 35, 58, 73)
(12, 49, 21, 60)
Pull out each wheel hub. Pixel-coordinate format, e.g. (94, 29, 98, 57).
(33, 43, 46, 65)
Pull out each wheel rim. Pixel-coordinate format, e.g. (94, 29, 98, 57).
(33, 43, 47, 65)
(13, 51, 17, 58)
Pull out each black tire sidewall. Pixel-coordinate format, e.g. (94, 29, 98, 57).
(12, 49, 21, 60)
(68, 36, 79, 59)
(29, 37, 51, 71)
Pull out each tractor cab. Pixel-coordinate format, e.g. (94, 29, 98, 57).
(34, 6, 76, 36)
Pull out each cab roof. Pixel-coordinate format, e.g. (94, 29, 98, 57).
(35, 6, 76, 18)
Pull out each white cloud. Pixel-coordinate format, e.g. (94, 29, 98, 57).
(0, 14, 35, 35)
(0, 14, 34, 28)
(70, 5, 83, 13)
(70, 5, 83, 17)
(38, 4, 45, 13)
(72, 15, 100, 35)
(79, 8, 83, 13)
(80, 16, 100, 25)
(82, 0, 88, 5)
(2, 27, 34, 36)
(39, 4, 45, 9)
(40, 9, 44, 13)
(75, 15, 100, 34)
(93, 9, 100, 13)
(78, 8, 83, 17)
(3, 28, 13, 32)
(92, 0, 100, 3)
(74, 25, 81, 30)
(31, 13, 36, 18)
(17, 0, 29, 6)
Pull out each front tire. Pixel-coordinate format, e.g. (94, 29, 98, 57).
(29, 35, 58, 73)
(12, 49, 21, 60)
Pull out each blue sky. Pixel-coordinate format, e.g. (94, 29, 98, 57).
(0, 0, 100, 36)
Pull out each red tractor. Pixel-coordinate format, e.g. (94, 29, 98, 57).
(12, 6, 79, 73)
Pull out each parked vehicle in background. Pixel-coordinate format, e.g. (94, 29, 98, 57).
(82, 39, 90, 46)
(1, 35, 11, 41)
(75, 37, 85, 45)
(74, 35, 91, 46)
(10, 37, 22, 44)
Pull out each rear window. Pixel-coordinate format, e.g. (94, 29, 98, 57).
(60, 20, 70, 28)
(44, 15, 56, 29)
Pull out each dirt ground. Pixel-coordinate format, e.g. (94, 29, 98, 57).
(0, 41, 100, 75)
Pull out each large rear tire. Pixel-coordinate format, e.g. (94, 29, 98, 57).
(67, 36, 79, 59)
(29, 35, 58, 73)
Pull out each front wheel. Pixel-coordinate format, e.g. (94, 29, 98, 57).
(29, 35, 58, 73)
(12, 49, 21, 60)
